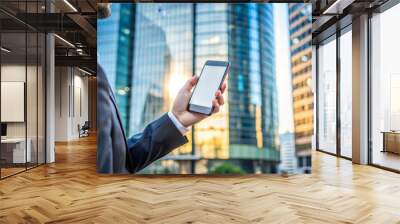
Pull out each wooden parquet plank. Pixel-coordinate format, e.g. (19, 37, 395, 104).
(0, 135, 400, 223)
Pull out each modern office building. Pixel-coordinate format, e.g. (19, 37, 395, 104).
(312, 0, 400, 172)
(97, 4, 134, 131)
(279, 132, 297, 174)
(288, 3, 313, 172)
(0, 0, 97, 179)
(98, 3, 280, 174)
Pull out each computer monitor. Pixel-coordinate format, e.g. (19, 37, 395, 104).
(1, 123, 7, 137)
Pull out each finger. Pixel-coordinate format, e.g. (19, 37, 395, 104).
(216, 93, 224, 106)
(184, 76, 199, 91)
(220, 83, 227, 94)
(212, 100, 220, 113)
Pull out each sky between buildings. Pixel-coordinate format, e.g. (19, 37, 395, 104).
(273, 3, 295, 134)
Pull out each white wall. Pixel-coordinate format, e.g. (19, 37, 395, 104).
(1, 65, 26, 140)
(71, 73, 89, 138)
(1, 65, 37, 138)
(55, 66, 69, 141)
(54, 67, 89, 141)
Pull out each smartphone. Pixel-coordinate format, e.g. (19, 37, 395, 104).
(188, 60, 230, 115)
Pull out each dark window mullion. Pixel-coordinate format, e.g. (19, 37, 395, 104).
(315, 45, 319, 150)
(336, 29, 341, 157)
(367, 12, 373, 165)
(191, 3, 196, 174)
(0, 20, 2, 179)
(36, 0, 39, 167)
(25, 0, 28, 171)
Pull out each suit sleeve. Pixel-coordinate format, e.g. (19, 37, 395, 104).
(125, 113, 189, 173)
(96, 67, 114, 173)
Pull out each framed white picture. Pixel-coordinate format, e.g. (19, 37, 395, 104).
(1, 81, 25, 122)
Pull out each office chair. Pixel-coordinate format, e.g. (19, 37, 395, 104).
(79, 121, 90, 138)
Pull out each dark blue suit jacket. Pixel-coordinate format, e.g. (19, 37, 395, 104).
(97, 65, 188, 173)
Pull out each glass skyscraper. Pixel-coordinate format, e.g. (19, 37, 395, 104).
(98, 3, 280, 174)
(97, 4, 135, 132)
(288, 3, 312, 171)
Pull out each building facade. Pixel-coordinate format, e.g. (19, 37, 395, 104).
(288, 3, 312, 171)
(97, 3, 135, 132)
(98, 3, 280, 174)
(279, 132, 297, 174)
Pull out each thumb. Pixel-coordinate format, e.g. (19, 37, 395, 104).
(184, 75, 199, 91)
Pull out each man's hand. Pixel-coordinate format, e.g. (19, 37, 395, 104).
(171, 76, 227, 127)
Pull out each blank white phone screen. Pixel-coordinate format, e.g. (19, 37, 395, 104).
(190, 65, 226, 108)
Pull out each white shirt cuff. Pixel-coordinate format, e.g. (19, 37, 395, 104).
(168, 112, 190, 136)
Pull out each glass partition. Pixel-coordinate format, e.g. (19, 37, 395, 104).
(0, 1, 46, 179)
(1, 31, 28, 177)
(371, 3, 400, 171)
(317, 36, 337, 154)
(339, 28, 352, 158)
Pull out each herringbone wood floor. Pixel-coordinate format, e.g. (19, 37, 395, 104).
(1, 135, 400, 224)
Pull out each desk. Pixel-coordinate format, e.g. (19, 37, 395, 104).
(382, 131, 400, 154)
(1, 138, 31, 163)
